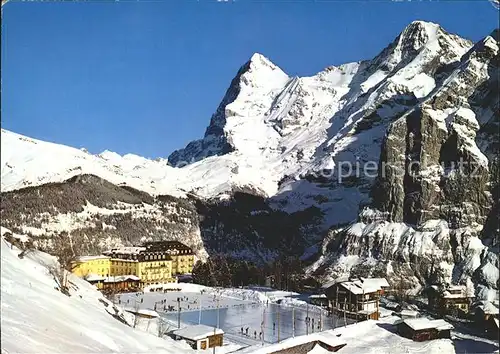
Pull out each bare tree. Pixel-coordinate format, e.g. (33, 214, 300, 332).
(46, 238, 79, 296)
(157, 318, 172, 338)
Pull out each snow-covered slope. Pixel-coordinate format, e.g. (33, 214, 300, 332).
(0, 228, 194, 353)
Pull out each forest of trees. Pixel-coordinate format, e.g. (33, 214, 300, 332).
(192, 255, 320, 292)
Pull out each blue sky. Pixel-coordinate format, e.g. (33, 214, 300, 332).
(2, 0, 498, 158)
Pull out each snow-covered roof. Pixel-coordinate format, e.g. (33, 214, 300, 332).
(359, 309, 377, 315)
(400, 310, 419, 317)
(309, 294, 327, 299)
(321, 276, 349, 289)
(340, 280, 381, 295)
(76, 255, 110, 262)
(307, 343, 332, 354)
(442, 287, 474, 299)
(105, 246, 146, 255)
(360, 277, 390, 288)
(385, 302, 400, 309)
(123, 308, 159, 318)
(403, 318, 453, 331)
(103, 275, 140, 283)
(237, 330, 347, 354)
(171, 324, 224, 341)
(85, 274, 106, 282)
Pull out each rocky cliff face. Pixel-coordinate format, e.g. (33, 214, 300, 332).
(311, 30, 499, 302)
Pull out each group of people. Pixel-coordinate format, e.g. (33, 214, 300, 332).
(305, 316, 321, 331)
(240, 327, 262, 340)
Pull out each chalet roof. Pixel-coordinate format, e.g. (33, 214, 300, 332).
(171, 324, 224, 341)
(236, 330, 347, 354)
(403, 318, 453, 331)
(400, 310, 419, 318)
(85, 274, 106, 282)
(442, 285, 474, 299)
(321, 276, 349, 290)
(323, 277, 388, 294)
(360, 277, 390, 288)
(339, 280, 381, 295)
(309, 294, 327, 299)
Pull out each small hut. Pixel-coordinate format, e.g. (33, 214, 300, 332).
(169, 324, 224, 350)
(397, 318, 453, 342)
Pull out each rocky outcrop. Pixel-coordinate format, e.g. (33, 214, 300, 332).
(313, 30, 499, 301)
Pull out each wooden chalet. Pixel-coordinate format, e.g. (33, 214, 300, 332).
(427, 284, 474, 315)
(86, 274, 141, 293)
(169, 324, 223, 350)
(323, 277, 389, 320)
(397, 318, 453, 342)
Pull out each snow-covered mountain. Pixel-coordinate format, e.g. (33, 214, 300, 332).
(1, 22, 498, 301)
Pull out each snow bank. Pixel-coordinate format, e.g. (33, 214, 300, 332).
(0, 232, 194, 353)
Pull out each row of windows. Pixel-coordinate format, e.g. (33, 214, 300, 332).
(145, 254, 169, 260)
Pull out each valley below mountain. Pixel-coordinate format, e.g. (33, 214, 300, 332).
(1, 21, 498, 305)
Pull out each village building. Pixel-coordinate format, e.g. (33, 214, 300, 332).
(103, 246, 177, 286)
(427, 284, 474, 315)
(323, 277, 389, 321)
(142, 241, 195, 275)
(72, 256, 111, 278)
(72, 241, 195, 290)
(169, 324, 224, 350)
(85, 274, 141, 291)
(396, 318, 453, 342)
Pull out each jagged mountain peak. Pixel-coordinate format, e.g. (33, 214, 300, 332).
(399, 20, 439, 47)
(248, 52, 281, 71)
